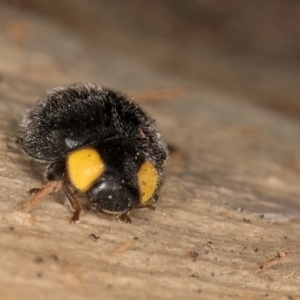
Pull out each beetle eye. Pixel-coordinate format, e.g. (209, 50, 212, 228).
(87, 177, 139, 213)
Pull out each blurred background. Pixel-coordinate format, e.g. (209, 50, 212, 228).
(2, 0, 300, 118)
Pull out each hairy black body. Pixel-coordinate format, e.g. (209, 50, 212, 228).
(17, 83, 168, 223)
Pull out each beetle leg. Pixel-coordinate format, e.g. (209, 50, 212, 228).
(117, 213, 132, 224)
(62, 173, 82, 223)
(135, 194, 159, 211)
(144, 204, 156, 211)
(135, 204, 156, 211)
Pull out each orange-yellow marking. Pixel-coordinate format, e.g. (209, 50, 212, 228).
(137, 161, 159, 204)
(67, 147, 104, 192)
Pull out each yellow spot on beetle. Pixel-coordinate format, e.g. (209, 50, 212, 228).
(67, 147, 104, 192)
(137, 161, 159, 205)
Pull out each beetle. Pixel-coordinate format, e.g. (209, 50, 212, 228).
(16, 83, 168, 223)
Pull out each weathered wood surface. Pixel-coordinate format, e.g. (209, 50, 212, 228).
(0, 3, 300, 300)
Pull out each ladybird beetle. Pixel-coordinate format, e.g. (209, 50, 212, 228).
(16, 83, 168, 223)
